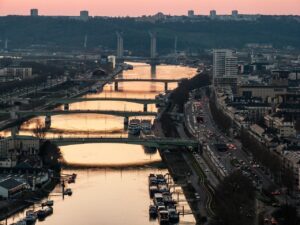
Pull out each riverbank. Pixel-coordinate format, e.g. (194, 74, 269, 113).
(0, 173, 60, 221)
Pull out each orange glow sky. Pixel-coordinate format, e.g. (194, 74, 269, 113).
(0, 0, 299, 16)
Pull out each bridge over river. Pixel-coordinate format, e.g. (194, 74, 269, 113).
(0, 109, 157, 118)
(48, 97, 164, 112)
(47, 136, 199, 148)
(74, 78, 185, 91)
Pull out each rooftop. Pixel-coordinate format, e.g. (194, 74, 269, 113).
(0, 178, 24, 190)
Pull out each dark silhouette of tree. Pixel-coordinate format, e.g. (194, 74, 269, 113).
(211, 171, 255, 225)
(33, 121, 47, 140)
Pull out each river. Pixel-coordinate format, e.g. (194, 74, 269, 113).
(2, 62, 197, 225)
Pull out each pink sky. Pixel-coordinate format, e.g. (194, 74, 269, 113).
(0, 0, 299, 16)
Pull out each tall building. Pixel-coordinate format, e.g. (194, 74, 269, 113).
(80, 10, 89, 21)
(213, 49, 238, 91)
(213, 49, 237, 78)
(188, 10, 195, 17)
(232, 10, 238, 17)
(210, 10, 217, 18)
(30, 9, 38, 17)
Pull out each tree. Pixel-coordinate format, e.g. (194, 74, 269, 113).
(211, 171, 256, 225)
(33, 121, 47, 140)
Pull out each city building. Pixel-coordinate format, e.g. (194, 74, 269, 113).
(213, 49, 237, 78)
(237, 85, 288, 102)
(30, 8, 38, 17)
(80, 10, 89, 21)
(0, 136, 40, 159)
(213, 49, 238, 91)
(232, 10, 238, 17)
(264, 115, 297, 138)
(281, 151, 300, 191)
(108, 55, 116, 69)
(0, 178, 26, 199)
(0, 67, 32, 82)
(188, 10, 195, 17)
(210, 10, 217, 18)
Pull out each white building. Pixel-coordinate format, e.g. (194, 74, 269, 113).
(213, 49, 238, 78)
(0, 158, 17, 168)
(282, 151, 300, 191)
(0, 67, 32, 82)
(0, 178, 26, 199)
(108, 55, 116, 69)
(0, 136, 40, 159)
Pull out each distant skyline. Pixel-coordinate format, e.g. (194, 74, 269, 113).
(0, 0, 299, 16)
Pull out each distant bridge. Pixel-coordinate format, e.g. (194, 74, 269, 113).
(49, 97, 162, 105)
(0, 109, 157, 119)
(47, 136, 199, 148)
(48, 97, 163, 111)
(74, 78, 184, 91)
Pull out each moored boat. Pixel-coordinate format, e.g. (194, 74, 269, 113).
(41, 200, 54, 207)
(128, 119, 141, 135)
(158, 210, 169, 225)
(153, 193, 164, 206)
(149, 205, 157, 218)
(64, 188, 73, 196)
(149, 185, 159, 198)
(37, 206, 53, 220)
(168, 207, 180, 223)
(25, 210, 37, 224)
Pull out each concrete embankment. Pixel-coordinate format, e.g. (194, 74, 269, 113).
(0, 175, 59, 221)
(154, 119, 207, 224)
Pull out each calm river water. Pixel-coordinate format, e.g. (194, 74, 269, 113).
(3, 63, 197, 225)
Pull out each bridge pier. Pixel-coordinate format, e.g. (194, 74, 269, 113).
(114, 82, 119, 91)
(64, 103, 69, 111)
(164, 82, 168, 92)
(45, 115, 51, 129)
(143, 104, 148, 112)
(124, 116, 129, 126)
(9, 106, 19, 120)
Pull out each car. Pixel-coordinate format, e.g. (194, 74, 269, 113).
(194, 193, 201, 200)
(271, 191, 281, 196)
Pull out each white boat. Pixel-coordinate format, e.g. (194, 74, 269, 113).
(153, 193, 164, 206)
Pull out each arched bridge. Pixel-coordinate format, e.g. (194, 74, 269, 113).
(0, 110, 157, 118)
(74, 78, 185, 91)
(49, 97, 162, 105)
(48, 137, 199, 148)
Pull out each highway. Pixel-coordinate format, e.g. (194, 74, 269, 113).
(184, 88, 298, 213)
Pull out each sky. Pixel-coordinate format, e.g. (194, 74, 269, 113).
(0, 0, 299, 16)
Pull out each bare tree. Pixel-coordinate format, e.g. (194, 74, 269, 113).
(33, 121, 47, 140)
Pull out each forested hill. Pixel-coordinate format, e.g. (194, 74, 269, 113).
(0, 16, 299, 55)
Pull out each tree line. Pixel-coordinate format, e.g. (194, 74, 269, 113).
(1, 16, 300, 54)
